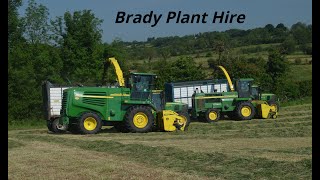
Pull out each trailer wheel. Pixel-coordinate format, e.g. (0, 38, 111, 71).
(47, 120, 54, 132)
(205, 109, 220, 123)
(235, 101, 255, 120)
(77, 112, 102, 134)
(48, 118, 67, 133)
(124, 106, 154, 133)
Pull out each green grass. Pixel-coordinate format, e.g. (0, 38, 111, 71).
(8, 139, 25, 149)
(9, 103, 312, 179)
(281, 96, 312, 107)
(8, 119, 46, 130)
(287, 65, 312, 82)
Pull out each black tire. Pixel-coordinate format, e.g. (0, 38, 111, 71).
(68, 123, 79, 134)
(113, 122, 130, 133)
(124, 106, 154, 133)
(268, 101, 280, 112)
(226, 112, 237, 120)
(235, 101, 255, 120)
(177, 111, 191, 131)
(48, 118, 66, 133)
(77, 112, 102, 134)
(205, 109, 220, 123)
(47, 120, 54, 132)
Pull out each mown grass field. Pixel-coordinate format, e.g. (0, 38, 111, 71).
(8, 103, 312, 179)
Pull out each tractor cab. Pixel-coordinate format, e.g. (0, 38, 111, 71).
(234, 78, 254, 98)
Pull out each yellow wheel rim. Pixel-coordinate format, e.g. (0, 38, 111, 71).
(241, 106, 252, 117)
(133, 112, 148, 128)
(208, 112, 218, 121)
(83, 117, 97, 131)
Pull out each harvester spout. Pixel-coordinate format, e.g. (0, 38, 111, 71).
(218, 65, 234, 91)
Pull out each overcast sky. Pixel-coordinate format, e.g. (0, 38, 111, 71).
(18, 0, 312, 43)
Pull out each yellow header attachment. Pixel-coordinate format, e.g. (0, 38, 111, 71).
(218, 65, 234, 91)
(108, 57, 125, 87)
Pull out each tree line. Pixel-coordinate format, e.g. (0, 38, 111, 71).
(8, 0, 312, 122)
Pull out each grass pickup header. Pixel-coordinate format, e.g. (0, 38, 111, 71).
(115, 11, 246, 27)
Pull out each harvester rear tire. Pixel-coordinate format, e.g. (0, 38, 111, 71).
(124, 106, 154, 133)
(77, 112, 102, 134)
(205, 109, 220, 123)
(235, 101, 255, 120)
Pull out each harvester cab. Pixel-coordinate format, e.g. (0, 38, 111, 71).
(128, 73, 156, 100)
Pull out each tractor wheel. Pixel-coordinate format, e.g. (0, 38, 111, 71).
(77, 112, 102, 134)
(124, 106, 154, 133)
(205, 109, 220, 123)
(235, 101, 255, 120)
(176, 111, 191, 131)
(48, 118, 67, 133)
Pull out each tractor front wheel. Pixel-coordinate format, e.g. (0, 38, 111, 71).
(124, 106, 154, 133)
(235, 101, 255, 120)
(205, 109, 220, 123)
(77, 112, 102, 134)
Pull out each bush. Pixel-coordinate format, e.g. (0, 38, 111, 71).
(205, 52, 213, 57)
(298, 80, 312, 97)
(294, 58, 302, 65)
(207, 58, 217, 68)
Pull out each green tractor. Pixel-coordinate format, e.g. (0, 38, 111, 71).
(57, 57, 190, 134)
(191, 66, 279, 123)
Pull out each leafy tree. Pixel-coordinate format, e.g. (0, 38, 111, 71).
(158, 47, 171, 60)
(53, 10, 104, 84)
(214, 40, 226, 64)
(266, 51, 289, 91)
(22, 0, 50, 44)
(8, 0, 23, 51)
(280, 35, 297, 54)
(291, 22, 311, 44)
(264, 24, 274, 32)
(154, 57, 205, 89)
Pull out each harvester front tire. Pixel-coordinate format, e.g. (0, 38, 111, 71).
(235, 101, 255, 120)
(177, 111, 191, 131)
(114, 122, 130, 133)
(77, 112, 102, 134)
(268, 101, 280, 112)
(124, 106, 154, 133)
(205, 109, 220, 123)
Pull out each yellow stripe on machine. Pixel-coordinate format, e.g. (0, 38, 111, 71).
(195, 95, 238, 99)
(75, 95, 114, 99)
(110, 93, 130, 97)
